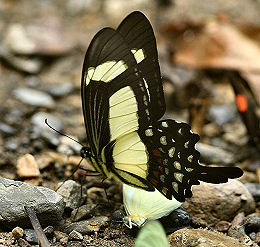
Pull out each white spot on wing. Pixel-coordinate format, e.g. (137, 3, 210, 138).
(131, 48, 145, 64)
(86, 60, 128, 85)
(145, 129, 153, 136)
(174, 172, 184, 183)
(174, 161, 181, 170)
(168, 147, 175, 158)
(160, 136, 167, 145)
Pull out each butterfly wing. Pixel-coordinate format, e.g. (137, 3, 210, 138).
(81, 11, 243, 200)
(123, 183, 182, 227)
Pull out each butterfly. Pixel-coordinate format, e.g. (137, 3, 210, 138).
(80, 11, 243, 202)
(123, 183, 181, 228)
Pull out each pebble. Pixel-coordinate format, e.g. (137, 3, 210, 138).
(0, 45, 43, 74)
(160, 207, 190, 230)
(13, 88, 55, 108)
(63, 216, 109, 235)
(71, 204, 97, 222)
(244, 213, 260, 233)
(112, 209, 125, 222)
(68, 230, 83, 240)
(209, 104, 236, 125)
(16, 153, 40, 178)
(46, 82, 74, 97)
(182, 180, 255, 226)
(53, 231, 68, 241)
(4, 23, 74, 56)
(31, 112, 63, 132)
(11, 226, 24, 239)
(17, 238, 31, 247)
(228, 225, 254, 246)
(24, 229, 38, 244)
(0, 122, 16, 136)
(57, 180, 88, 210)
(245, 183, 260, 202)
(4, 139, 18, 151)
(169, 228, 247, 247)
(43, 225, 54, 236)
(196, 143, 237, 165)
(215, 221, 232, 232)
(255, 232, 260, 245)
(0, 178, 64, 228)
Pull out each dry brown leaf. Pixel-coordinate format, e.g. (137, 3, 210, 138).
(174, 20, 260, 72)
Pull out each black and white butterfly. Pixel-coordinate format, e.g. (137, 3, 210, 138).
(81, 11, 243, 202)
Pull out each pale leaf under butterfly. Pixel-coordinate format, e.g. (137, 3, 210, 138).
(80, 11, 243, 202)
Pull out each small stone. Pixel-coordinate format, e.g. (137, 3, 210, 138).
(196, 143, 237, 165)
(160, 207, 190, 229)
(215, 221, 231, 232)
(112, 209, 125, 222)
(13, 88, 54, 108)
(64, 216, 109, 235)
(4, 140, 18, 151)
(59, 237, 69, 245)
(255, 231, 260, 245)
(245, 183, 260, 202)
(71, 204, 97, 222)
(16, 154, 40, 178)
(69, 230, 83, 240)
(54, 231, 68, 241)
(17, 238, 31, 247)
(228, 225, 254, 246)
(182, 180, 255, 226)
(244, 213, 260, 233)
(43, 226, 54, 236)
(11, 226, 24, 239)
(46, 82, 74, 97)
(57, 180, 87, 210)
(0, 122, 16, 136)
(24, 229, 38, 244)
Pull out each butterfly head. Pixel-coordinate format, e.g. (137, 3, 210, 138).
(80, 146, 92, 159)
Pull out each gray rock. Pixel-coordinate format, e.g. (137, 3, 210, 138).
(0, 178, 65, 229)
(196, 143, 237, 165)
(63, 216, 109, 235)
(57, 180, 88, 210)
(245, 183, 260, 202)
(13, 88, 54, 108)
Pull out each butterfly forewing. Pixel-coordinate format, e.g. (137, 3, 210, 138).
(117, 12, 165, 121)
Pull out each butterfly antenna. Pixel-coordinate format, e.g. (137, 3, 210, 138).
(45, 118, 83, 146)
